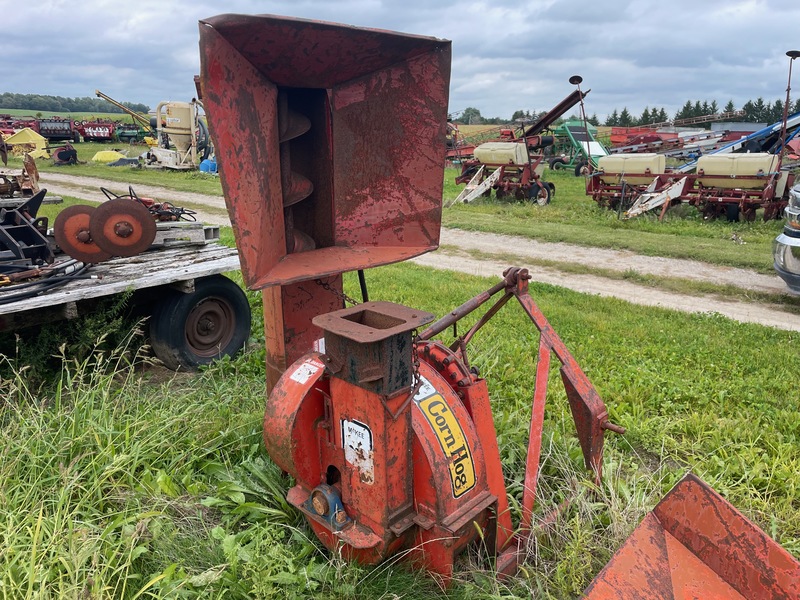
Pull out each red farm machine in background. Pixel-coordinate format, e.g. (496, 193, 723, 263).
(74, 118, 117, 142)
(198, 13, 800, 595)
(587, 109, 800, 221)
(448, 89, 588, 206)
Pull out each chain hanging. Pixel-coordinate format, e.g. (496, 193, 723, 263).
(314, 278, 360, 306)
(409, 327, 422, 398)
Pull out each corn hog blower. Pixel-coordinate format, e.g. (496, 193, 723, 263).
(199, 13, 800, 595)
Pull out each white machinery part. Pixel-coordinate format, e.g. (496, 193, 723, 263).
(580, 140, 608, 157)
(624, 177, 688, 219)
(696, 153, 779, 189)
(154, 100, 201, 169)
(598, 153, 666, 185)
(450, 167, 502, 205)
(474, 142, 528, 165)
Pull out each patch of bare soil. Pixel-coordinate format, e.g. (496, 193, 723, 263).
(40, 172, 800, 332)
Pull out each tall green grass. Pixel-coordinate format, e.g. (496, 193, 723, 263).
(443, 167, 785, 273)
(3, 263, 797, 598)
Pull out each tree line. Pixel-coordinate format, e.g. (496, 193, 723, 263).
(453, 96, 800, 128)
(0, 93, 149, 115)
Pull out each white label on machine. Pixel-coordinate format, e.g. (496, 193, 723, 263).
(289, 358, 324, 384)
(413, 376, 436, 401)
(313, 337, 326, 353)
(341, 419, 374, 485)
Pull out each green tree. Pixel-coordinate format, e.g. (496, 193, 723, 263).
(675, 100, 693, 121)
(751, 97, 767, 122)
(639, 106, 651, 125)
(724, 99, 736, 113)
(618, 107, 634, 127)
(460, 107, 483, 124)
(741, 100, 756, 122)
(605, 109, 619, 126)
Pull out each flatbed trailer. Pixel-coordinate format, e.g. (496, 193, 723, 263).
(0, 243, 251, 370)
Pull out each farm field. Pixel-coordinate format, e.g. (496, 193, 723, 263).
(1, 145, 799, 597)
(1, 108, 143, 124)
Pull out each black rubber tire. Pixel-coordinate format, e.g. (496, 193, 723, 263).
(198, 119, 212, 161)
(149, 275, 251, 370)
(574, 161, 589, 177)
(528, 182, 551, 206)
(549, 157, 567, 170)
(725, 204, 741, 222)
(546, 182, 556, 199)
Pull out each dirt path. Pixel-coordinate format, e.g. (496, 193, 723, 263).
(40, 171, 800, 332)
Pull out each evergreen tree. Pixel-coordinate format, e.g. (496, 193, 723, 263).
(724, 99, 736, 113)
(639, 106, 651, 125)
(675, 100, 693, 121)
(770, 100, 783, 123)
(741, 100, 756, 122)
(605, 109, 620, 126)
(618, 107, 634, 127)
(751, 97, 767, 122)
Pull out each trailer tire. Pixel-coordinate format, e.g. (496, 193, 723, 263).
(574, 161, 589, 177)
(149, 275, 251, 370)
(549, 157, 567, 170)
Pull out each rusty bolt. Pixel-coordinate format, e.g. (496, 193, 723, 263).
(334, 509, 348, 524)
(114, 220, 133, 238)
(311, 490, 329, 516)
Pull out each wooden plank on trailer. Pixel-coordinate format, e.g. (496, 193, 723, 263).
(151, 222, 220, 247)
(0, 244, 240, 318)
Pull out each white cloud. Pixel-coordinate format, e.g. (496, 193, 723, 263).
(3, 0, 800, 122)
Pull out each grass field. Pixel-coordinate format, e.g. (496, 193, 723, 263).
(1, 108, 143, 124)
(1, 145, 799, 597)
(5, 141, 224, 196)
(2, 264, 798, 598)
(443, 166, 785, 273)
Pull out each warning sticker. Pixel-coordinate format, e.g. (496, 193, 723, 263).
(341, 419, 374, 484)
(289, 358, 324, 384)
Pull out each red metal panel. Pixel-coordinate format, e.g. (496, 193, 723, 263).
(198, 25, 281, 289)
(584, 474, 800, 599)
(654, 474, 800, 600)
(198, 14, 450, 288)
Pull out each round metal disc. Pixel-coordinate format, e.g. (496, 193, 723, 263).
(53, 204, 113, 263)
(90, 198, 156, 257)
(569, 75, 583, 85)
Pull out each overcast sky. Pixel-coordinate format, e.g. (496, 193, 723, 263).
(4, 0, 800, 122)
